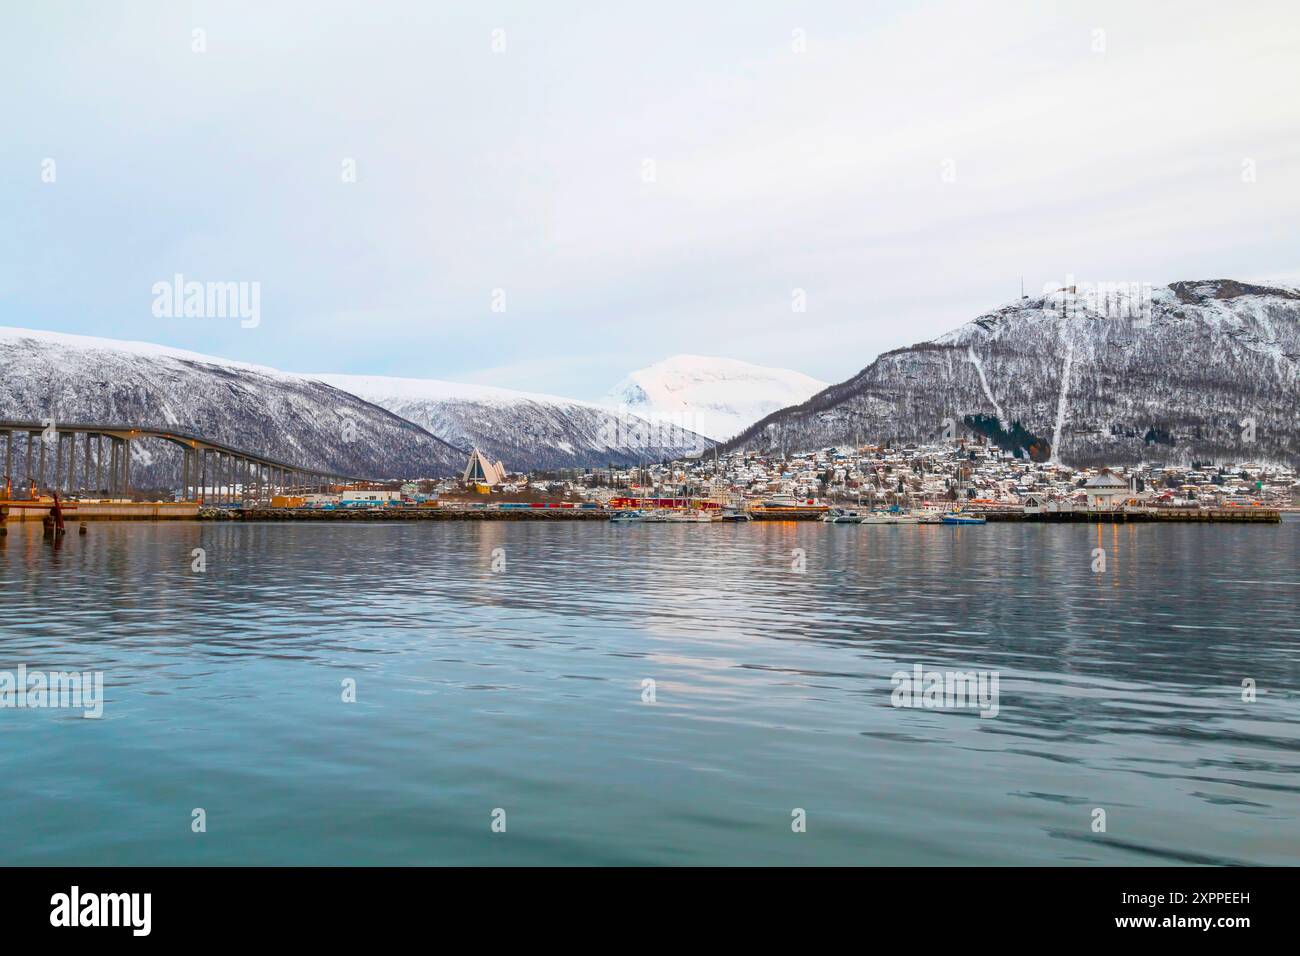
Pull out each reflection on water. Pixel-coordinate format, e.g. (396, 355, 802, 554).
(0, 518, 1296, 865)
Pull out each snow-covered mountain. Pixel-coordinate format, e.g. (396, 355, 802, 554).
(606, 354, 827, 441)
(309, 373, 712, 471)
(0, 326, 711, 488)
(719, 280, 1300, 467)
(0, 327, 466, 483)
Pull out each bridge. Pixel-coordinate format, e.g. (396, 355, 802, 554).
(0, 421, 363, 506)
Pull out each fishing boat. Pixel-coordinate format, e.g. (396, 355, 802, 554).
(718, 508, 752, 522)
(609, 510, 647, 523)
(822, 508, 864, 524)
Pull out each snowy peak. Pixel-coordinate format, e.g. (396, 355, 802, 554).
(310, 372, 712, 471)
(0, 326, 711, 480)
(606, 354, 827, 441)
(0, 326, 466, 481)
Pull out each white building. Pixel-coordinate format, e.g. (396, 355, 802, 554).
(1084, 469, 1129, 509)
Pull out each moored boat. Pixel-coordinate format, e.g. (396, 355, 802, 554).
(666, 509, 717, 522)
(860, 512, 919, 524)
(941, 513, 986, 525)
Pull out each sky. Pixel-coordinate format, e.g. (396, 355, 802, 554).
(2, 0, 1298, 400)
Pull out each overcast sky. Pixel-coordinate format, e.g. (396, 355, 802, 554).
(3, 0, 1298, 399)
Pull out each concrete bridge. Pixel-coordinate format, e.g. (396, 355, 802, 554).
(0, 421, 362, 505)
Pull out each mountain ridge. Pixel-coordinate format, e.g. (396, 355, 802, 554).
(310, 371, 712, 471)
(718, 279, 1300, 466)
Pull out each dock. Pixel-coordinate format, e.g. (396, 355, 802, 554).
(980, 508, 1281, 524)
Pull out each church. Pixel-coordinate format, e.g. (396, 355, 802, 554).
(462, 448, 507, 488)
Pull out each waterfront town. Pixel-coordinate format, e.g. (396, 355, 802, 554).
(227, 438, 1296, 520)
(3, 435, 1294, 526)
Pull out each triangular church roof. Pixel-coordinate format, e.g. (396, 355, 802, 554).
(463, 448, 506, 485)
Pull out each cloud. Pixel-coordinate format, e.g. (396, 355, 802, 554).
(1, 0, 1297, 396)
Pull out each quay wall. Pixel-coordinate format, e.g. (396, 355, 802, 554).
(982, 509, 1280, 523)
(2, 501, 200, 521)
(204, 507, 611, 521)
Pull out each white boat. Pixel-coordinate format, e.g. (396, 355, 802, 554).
(822, 508, 864, 523)
(666, 509, 717, 522)
(760, 492, 804, 509)
(609, 510, 647, 523)
(860, 512, 919, 524)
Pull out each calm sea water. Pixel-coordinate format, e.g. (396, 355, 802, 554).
(1, 517, 1296, 866)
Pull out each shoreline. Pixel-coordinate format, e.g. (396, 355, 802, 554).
(206, 507, 1283, 523)
(1, 504, 1286, 525)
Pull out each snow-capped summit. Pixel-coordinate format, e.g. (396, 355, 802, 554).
(309, 372, 712, 471)
(0, 326, 466, 481)
(606, 354, 827, 441)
